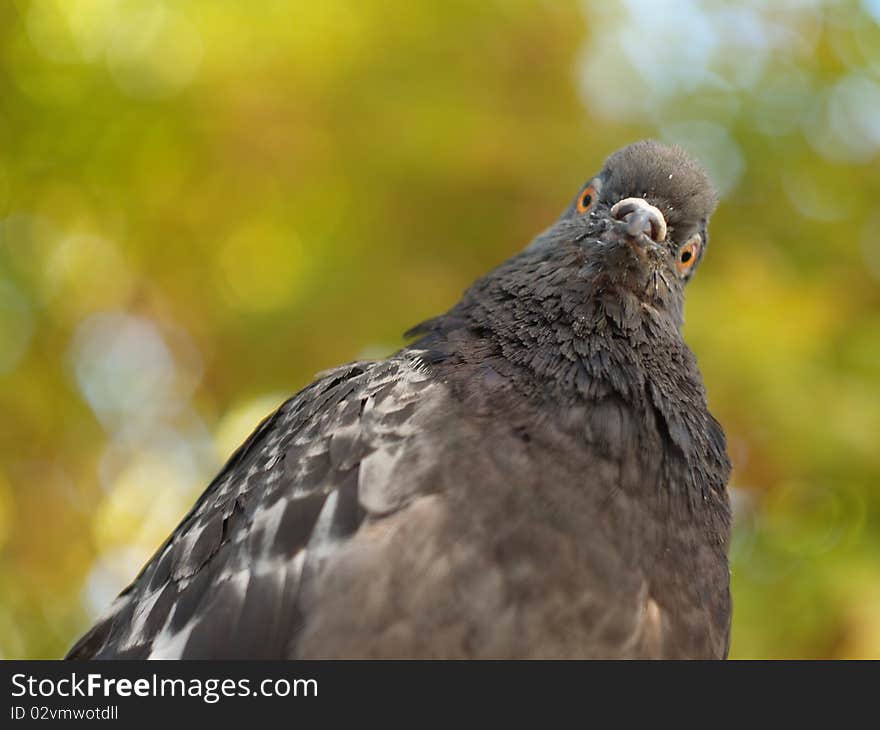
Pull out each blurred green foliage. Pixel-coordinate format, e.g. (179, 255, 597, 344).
(1, 0, 879, 659)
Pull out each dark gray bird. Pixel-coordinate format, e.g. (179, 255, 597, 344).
(67, 140, 732, 660)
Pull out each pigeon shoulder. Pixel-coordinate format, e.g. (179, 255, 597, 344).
(66, 351, 462, 659)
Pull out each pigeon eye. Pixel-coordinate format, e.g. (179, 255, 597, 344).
(576, 184, 598, 214)
(676, 236, 701, 276)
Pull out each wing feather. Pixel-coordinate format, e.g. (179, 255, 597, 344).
(67, 354, 438, 659)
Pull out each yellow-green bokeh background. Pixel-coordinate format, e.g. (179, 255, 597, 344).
(1, 0, 879, 659)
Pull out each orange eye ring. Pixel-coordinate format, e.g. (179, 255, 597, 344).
(676, 236, 701, 276)
(576, 184, 598, 214)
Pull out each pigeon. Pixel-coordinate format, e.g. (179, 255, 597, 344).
(67, 140, 732, 660)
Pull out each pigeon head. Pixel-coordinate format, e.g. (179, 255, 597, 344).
(531, 140, 718, 319)
(412, 140, 720, 372)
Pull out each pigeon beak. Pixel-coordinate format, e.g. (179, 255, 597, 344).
(610, 197, 667, 246)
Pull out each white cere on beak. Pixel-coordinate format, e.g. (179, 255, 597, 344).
(610, 197, 668, 243)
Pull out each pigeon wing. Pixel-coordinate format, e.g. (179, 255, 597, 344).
(66, 353, 445, 659)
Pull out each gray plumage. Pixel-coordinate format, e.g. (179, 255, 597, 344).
(67, 140, 732, 660)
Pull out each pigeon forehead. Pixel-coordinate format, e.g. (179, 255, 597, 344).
(599, 140, 718, 227)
